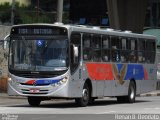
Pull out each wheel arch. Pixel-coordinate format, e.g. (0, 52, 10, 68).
(85, 78, 92, 96)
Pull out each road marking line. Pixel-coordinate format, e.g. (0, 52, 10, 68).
(144, 107, 160, 110)
(96, 111, 116, 114)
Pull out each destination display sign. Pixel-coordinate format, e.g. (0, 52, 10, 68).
(11, 26, 67, 35)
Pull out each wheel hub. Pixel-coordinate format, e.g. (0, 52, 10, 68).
(130, 86, 135, 99)
(82, 89, 88, 101)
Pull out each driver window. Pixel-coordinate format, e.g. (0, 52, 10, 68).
(70, 32, 81, 73)
(83, 34, 92, 61)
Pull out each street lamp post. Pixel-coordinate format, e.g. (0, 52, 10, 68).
(11, 0, 16, 25)
(57, 0, 63, 22)
(37, 0, 39, 22)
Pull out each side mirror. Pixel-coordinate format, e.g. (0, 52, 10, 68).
(71, 44, 79, 64)
(73, 45, 78, 57)
(3, 34, 10, 49)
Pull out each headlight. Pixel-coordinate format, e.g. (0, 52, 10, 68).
(8, 77, 12, 81)
(52, 76, 68, 87)
(8, 75, 19, 85)
(61, 76, 68, 83)
(8, 74, 11, 81)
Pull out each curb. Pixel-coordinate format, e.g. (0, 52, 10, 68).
(138, 90, 160, 97)
(139, 93, 160, 97)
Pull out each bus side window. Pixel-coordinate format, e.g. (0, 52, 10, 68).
(83, 34, 92, 61)
(92, 35, 101, 62)
(129, 51, 137, 63)
(121, 37, 128, 63)
(146, 40, 156, 63)
(111, 36, 121, 62)
(128, 39, 137, 63)
(150, 41, 156, 63)
(102, 36, 110, 62)
(138, 39, 145, 63)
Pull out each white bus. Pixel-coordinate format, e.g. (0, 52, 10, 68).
(7, 23, 157, 107)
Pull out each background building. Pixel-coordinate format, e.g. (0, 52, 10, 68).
(70, 0, 108, 26)
(0, 0, 159, 29)
(70, 0, 160, 28)
(144, 0, 160, 48)
(145, 0, 160, 27)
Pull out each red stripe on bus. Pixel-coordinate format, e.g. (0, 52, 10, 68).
(144, 67, 148, 80)
(86, 63, 115, 80)
(26, 80, 35, 85)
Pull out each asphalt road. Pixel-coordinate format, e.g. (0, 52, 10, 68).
(0, 95, 160, 120)
(0, 96, 160, 114)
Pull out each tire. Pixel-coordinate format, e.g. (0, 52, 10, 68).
(28, 97, 41, 107)
(75, 83, 90, 107)
(88, 97, 95, 105)
(117, 81, 136, 103)
(126, 81, 136, 103)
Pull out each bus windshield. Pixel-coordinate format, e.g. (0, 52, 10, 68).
(9, 36, 69, 72)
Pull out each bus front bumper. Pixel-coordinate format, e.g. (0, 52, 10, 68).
(7, 80, 70, 98)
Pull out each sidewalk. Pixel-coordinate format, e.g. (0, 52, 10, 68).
(0, 92, 26, 99)
(139, 90, 160, 97)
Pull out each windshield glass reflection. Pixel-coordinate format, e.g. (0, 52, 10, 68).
(9, 37, 68, 71)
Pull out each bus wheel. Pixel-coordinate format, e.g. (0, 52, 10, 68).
(89, 97, 95, 105)
(126, 81, 136, 103)
(28, 97, 41, 107)
(75, 83, 90, 107)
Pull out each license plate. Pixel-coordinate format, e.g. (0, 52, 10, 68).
(30, 88, 40, 93)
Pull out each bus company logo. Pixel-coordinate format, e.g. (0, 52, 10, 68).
(33, 81, 37, 86)
(36, 40, 44, 47)
(38, 41, 42, 46)
(113, 64, 127, 85)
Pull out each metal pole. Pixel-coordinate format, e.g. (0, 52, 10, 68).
(57, 0, 63, 22)
(37, 0, 39, 22)
(156, 2, 159, 27)
(11, 0, 15, 25)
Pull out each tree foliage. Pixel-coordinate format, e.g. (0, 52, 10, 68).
(0, 1, 56, 24)
(0, 1, 69, 25)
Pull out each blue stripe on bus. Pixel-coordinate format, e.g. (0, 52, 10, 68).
(125, 64, 144, 80)
(116, 64, 145, 80)
(25, 78, 63, 85)
(36, 80, 60, 85)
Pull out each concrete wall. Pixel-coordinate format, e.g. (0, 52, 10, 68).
(0, 25, 10, 92)
(0, 26, 10, 73)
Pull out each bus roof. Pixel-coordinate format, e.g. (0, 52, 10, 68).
(12, 23, 156, 40)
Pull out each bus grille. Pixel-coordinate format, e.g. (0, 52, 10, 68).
(15, 74, 57, 78)
(20, 83, 50, 86)
(21, 89, 49, 94)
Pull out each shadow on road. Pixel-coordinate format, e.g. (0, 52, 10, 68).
(7, 98, 151, 108)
